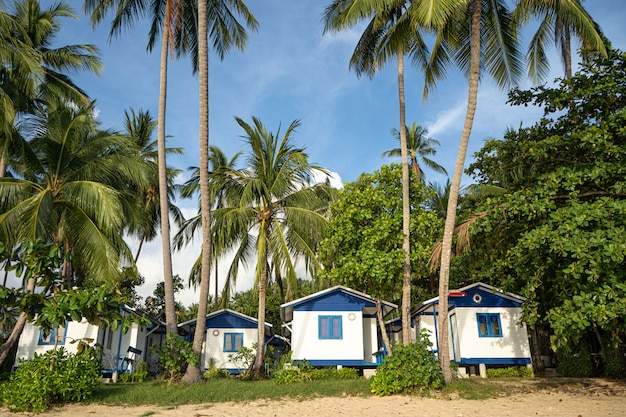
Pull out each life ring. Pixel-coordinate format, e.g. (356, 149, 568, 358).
(473, 293, 482, 303)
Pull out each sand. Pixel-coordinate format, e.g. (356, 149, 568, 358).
(2, 379, 625, 417)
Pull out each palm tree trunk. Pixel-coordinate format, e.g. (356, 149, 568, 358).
(0, 278, 35, 368)
(437, 0, 482, 385)
(562, 27, 572, 79)
(214, 258, 219, 310)
(397, 48, 412, 345)
(157, 4, 177, 337)
(376, 296, 393, 357)
(252, 259, 268, 377)
(183, 0, 211, 384)
(134, 236, 145, 263)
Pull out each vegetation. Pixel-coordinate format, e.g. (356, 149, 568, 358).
(151, 333, 198, 383)
(370, 331, 444, 395)
(3, 345, 102, 413)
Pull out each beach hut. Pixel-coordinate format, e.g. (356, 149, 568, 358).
(178, 309, 274, 374)
(411, 282, 532, 376)
(280, 286, 397, 368)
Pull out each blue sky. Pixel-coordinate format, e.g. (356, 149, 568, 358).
(26, 1, 626, 305)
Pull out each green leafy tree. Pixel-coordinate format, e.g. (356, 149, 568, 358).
(319, 164, 441, 354)
(213, 116, 335, 377)
(466, 45, 626, 367)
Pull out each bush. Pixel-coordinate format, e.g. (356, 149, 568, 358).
(3, 346, 102, 413)
(486, 366, 533, 378)
(556, 343, 593, 377)
(118, 360, 149, 383)
(151, 333, 198, 382)
(370, 332, 444, 396)
(203, 360, 231, 380)
(602, 346, 626, 379)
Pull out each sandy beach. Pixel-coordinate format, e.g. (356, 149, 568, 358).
(2, 379, 625, 417)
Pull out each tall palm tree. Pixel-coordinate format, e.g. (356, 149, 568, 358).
(214, 116, 334, 377)
(513, 0, 605, 80)
(324, 0, 432, 345)
(1, 0, 102, 177)
(183, 0, 257, 384)
(382, 122, 447, 182)
(84, 0, 197, 338)
(121, 108, 184, 262)
(425, 0, 523, 383)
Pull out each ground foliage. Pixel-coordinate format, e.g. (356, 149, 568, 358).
(465, 44, 626, 357)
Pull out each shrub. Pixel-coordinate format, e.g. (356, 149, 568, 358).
(3, 346, 102, 413)
(202, 360, 231, 380)
(556, 342, 593, 377)
(602, 346, 625, 379)
(151, 333, 198, 383)
(228, 346, 255, 378)
(486, 366, 533, 378)
(370, 332, 444, 396)
(118, 360, 150, 383)
(272, 367, 311, 384)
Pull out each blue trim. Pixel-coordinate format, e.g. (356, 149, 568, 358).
(223, 332, 244, 352)
(476, 313, 503, 338)
(293, 291, 375, 312)
(37, 324, 68, 345)
(300, 359, 378, 367)
(318, 315, 342, 339)
(458, 357, 531, 365)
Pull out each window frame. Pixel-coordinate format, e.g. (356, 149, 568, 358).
(318, 315, 342, 340)
(223, 332, 244, 352)
(38, 324, 67, 346)
(476, 313, 503, 338)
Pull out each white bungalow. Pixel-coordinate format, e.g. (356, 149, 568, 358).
(14, 309, 163, 374)
(280, 286, 397, 368)
(178, 309, 275, 374)
(411, 282, 532, 376)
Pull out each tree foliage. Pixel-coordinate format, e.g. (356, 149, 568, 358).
(320, 164, 441, 304)
(466, 44, 626, 353)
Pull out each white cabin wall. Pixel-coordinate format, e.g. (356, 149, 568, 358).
(455, 307, 531, 360)
(291, 310, 364, 362)
(362, 316, 377, 363)
(203, 327, 258, 371)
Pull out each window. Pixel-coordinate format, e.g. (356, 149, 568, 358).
(38, 325, 67, 345)
(477, 313, 502, 337)
(319, 315, 342, 339)
(223, 333, 243, 352)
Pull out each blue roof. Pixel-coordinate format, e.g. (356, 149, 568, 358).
(412, 282, 525, 315)
(178, 309, 272, 331)
(280, 286, 397, 322)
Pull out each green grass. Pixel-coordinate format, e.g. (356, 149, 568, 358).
(88, 378, 372, 406)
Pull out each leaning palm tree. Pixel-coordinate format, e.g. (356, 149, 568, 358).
(214, 116, 335, 377)
(425, 0, 523, 383)
(324, 0, 432, 345)
(382, 122, 447, 182)
(1, 0, 102, 177)
(85, 0, 197, 338)
(513, 0, 605, 80)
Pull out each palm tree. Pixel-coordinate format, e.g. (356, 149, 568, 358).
(121, 108, 184, 262)
(84, 0, 198, 339)
(0, 98, 149, 365)
(382, 122, 447, 182)
(175, 146, 242, 307)
(183, 0, 258, 384)
(1, 0, 102, 177)
(513, 0, 605, 80)
(425, 0, 523, 383)
(213, 116, 335, 377)
(324, 0, 432, 345)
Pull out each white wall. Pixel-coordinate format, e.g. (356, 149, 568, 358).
(362, 317, 378, 363)
(416, 310, 438, 350)
(203, 327, 258, 371)
(454, 307, 531, 360)
(15, 319, 99, 366)
(291, 310, 364, 362)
